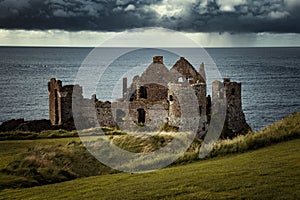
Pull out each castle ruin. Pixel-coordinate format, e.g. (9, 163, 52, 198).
(48, 56, 251, 138)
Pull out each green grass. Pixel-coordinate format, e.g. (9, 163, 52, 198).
(207, 112, 300, 158)
(0, 133, 176, 189)
(0, 138, 81, 169)
(0, 139, 299, 200)
(0, 112, 299, 196)
(0, 138, 84, 189)
(0, 127, 126, 141)
(0, 138, 119, 189)
(0, 129, 78, 140)
(111, 134, 174, 153)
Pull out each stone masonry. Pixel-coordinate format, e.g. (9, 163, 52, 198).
(47, 56, 251, 138)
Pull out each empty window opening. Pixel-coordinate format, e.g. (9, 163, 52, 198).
(137, 108, 146, 124)
(129, 92, 135, 101)
(178, 77, 183, 83)
(169, 95, 174, 101)
(139, 86, 147, 99)
(231, 88, 235, 95)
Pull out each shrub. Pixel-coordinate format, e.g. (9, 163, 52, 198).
(159, 123, 179, 132)
(207, 112, 300, 158)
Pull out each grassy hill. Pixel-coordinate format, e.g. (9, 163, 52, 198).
(0, 112, 299, 199)
(1, 139, 299, 199)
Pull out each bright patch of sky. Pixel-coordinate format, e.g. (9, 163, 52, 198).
(0, 29, 299, 47)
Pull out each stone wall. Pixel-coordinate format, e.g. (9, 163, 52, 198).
(95, 101, 116, 127)
(170, 57, 205, 84)
(212, 80, 226, 114)
(44, 56, 251, 139)
(48, 78, 62, 125)
(48, 78, 83, 127)
(137, 83, 168, 101)
(167, 82, 202, 133)
(0, 118, 73, 132)
(212, 78, 251, 138)
(110, 100, 169, 131)
(192, 82, 207, 117)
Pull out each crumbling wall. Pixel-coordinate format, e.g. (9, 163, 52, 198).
(48, 78, 62, 125)
(212, 80, 226, 114)
(138, 83, 168, 101)
(46, 56, 250, 139)
(192, 83, 207, 117)
(111, 100, 168, 131)
(167, 82, 202, 133)
(168, 83, 182, 126)
(138, 57, 172, 85)
(128, 101, 168, 126)
(170, 57, 205, 84)
(95, 101, 116, 127)
(60, 85, 77, 125)
(48, 78, 83, 127)
(212, 78, 251, 138)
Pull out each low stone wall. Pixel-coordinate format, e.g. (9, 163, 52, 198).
(0, 118, 76, 132)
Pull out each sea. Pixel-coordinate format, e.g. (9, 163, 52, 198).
(0, 47, 299, 131)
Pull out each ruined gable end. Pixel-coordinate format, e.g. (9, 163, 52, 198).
(170, 57, 205, 84)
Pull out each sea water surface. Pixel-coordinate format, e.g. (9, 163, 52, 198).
(0, 47, 299, 131)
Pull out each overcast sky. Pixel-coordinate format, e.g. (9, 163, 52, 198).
(0, 0, 299, 47)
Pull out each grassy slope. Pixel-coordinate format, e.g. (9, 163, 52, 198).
(0, 138, 80, 169)
(1, 139, 299, 200)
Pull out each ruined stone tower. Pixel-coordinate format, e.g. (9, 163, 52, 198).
(48, 78, 82, 126)
(212, 78, 251, 138)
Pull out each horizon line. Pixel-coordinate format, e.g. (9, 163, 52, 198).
(1, 45, 299, 48)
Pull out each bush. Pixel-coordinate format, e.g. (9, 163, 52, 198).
(1, 142, 116, 189)
(159, 123, 179, 132)
(207, 112, 300, 158)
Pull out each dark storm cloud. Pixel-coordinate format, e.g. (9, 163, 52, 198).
(0, 0, 299, 33)
(0, 0, 162, 31)
(170, 0, 300, 33)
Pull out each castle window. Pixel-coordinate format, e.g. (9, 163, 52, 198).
(231, 88, 235, 95)
(139, 86, 147, 99)
(199, 106, 202, 115)
(169, 95, 174, 101)
(178, 77, 183, 83)
(137, 108, 146, 124)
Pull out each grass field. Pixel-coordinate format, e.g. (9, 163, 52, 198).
(0, 139, 299, 199)
(0, 112, 299, 199)
(0, 138, 80, 169)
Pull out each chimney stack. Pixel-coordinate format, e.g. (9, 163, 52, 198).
(123, 77, 127, 99)
(153, 56, 163, 64)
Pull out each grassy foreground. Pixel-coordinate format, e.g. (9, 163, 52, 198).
(0, 112, 299, 190)
(1, 139, 299, 199)
(0, 138, 81, 169)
